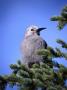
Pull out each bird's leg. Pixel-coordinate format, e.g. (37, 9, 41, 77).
(28, 62, 35, 68)
(28, 61, 40, 68)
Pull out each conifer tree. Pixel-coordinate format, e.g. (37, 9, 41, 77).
(0, 6, 67, 90)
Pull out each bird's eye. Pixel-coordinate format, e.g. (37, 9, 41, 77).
(31, 29, 34, 31)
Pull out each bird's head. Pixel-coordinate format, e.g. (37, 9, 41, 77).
(25, 25, 46, 38)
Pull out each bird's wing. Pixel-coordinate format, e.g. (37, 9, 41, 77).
(33, 36, 47, 50)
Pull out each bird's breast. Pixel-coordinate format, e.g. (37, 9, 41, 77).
(21, 36, 44, 56)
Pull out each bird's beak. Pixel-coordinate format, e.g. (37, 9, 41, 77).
(37, 27, 46, 32)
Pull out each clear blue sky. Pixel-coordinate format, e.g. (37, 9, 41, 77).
(0, 0, 67, 89)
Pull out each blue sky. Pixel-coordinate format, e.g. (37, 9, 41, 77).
(0, 0, 67, 89)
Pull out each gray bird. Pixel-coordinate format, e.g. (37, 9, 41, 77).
(21, 25, 47, 66)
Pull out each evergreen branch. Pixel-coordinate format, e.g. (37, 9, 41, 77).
(51, 5, 67, 30)
(56, 39, 67, 49)
(55, 48, 67, 60)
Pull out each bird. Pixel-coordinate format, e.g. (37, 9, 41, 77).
(21, 25, 47, 67)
